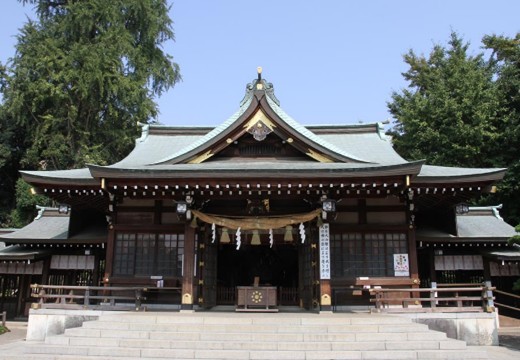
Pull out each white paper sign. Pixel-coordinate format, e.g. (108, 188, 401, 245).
(394, 254, 409, 276)
(319, 223, 331, 279)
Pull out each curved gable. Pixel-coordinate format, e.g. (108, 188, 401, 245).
(152, 75, 372, 165)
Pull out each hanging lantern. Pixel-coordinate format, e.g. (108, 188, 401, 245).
(220, 228, 231, 244)
(251, 230, 261, 245)
(284, 225, 293, 242)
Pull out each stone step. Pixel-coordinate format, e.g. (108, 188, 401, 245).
(3, 353, 494, 360)
(13, 312, 489, 360)
(59, 326, 449, 343)
(95, 313, 414, 325)
(81, 319, 431, 333)
(45, 335, 466, 351)
(24, 344, 488, 360)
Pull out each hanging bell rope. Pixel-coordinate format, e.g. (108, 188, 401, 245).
(284, 225, 294, 242)
(190, 209, 321, 231)
(251, 230, 261, 245)
(220, 228, 231, 244)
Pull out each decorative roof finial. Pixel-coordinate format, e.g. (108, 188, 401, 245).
(256, 67, 264, 90)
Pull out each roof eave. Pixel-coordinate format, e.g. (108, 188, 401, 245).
(88, 161, 424, 180)
(417, 236, 510, 243)
(20, 170, 98, 187)
(2, 238, 105, 245)
(414, 168, 507, 185)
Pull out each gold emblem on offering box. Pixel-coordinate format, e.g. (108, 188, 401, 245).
(250, 290, 263, 303)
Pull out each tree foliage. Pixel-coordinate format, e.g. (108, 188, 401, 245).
(2, 0, 180, 170)
(0, 0, 180, 225)
(388, 32, 500, 168)
(388, 32, 520, 224)
(482, 34, 520, 224)
(9, 178, 51, 228)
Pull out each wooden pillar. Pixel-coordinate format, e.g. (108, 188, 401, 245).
(103, 226, 115, 286)
(41, 257, 51, 285)
(406, 189, 419, 288)
(92, 252, 100, 287)
(482, 256, 492, 282)
(181, 222, 196, 311)
(319, 280, 332, 312)
(318, 223, 332, 312)
(16, 274, 27, 317)
(428, 247, 437, 284)
(408, 227, 419, 285)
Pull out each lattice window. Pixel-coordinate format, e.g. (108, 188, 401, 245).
(157, 233, 184, 276)
(113, 233, 136, 276)
(113, 232, 184, 277)
(331, 232, 407, 277)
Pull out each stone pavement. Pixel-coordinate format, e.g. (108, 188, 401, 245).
(0, 321, 27, 345)
(0, 320, 519, 359)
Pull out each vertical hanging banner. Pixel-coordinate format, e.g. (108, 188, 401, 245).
(319, 224, 331, 280)
(394, 254, 410, 276)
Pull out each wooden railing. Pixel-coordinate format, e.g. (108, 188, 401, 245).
(494, 289, 520, 316)
(30, 284, 181, 311)
(369, 282, 495, 313)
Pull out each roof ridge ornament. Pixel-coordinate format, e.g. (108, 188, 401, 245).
(136, 122, 150, 143)
(377, 120, 390, 141)
(256, 66, 265, 90)
(468, 204, 504, 220)
(34, 205, 61, 220)
(241, 68, 280, 107)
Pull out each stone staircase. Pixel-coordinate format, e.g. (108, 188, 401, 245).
(6, 312, 489, 359)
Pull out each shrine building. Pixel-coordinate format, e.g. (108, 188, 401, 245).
(0, 69, 515, 317)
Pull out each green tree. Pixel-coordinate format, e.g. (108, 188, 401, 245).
(482, 34, 520, 224)
(387, 32, 500, 168)
(9, 178, 51, 228)
(2, 0, 180, 170)
(0, 66, 29, 225)
(0, 0, 180, 225)
(388, 31, 520, 224)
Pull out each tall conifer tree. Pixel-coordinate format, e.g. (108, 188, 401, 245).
(2, 0, 180, 170)
(0, 0, 180, 225)
(388, 32, 500, 168)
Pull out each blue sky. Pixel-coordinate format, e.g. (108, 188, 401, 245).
(1, 1, 519, 127)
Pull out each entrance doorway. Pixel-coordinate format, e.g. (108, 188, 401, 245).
(216, 244, 299, 306)
(197, 223, 319, 310)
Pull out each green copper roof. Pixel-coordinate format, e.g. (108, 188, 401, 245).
(264, 95, 370, 163)
(19, 75, 507, 187)
(148, 94, 254, 165)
